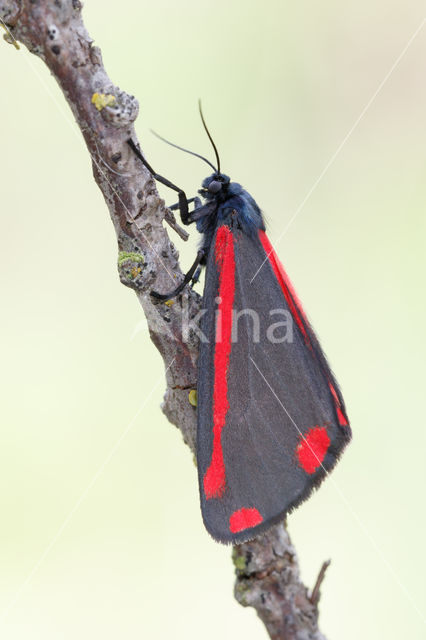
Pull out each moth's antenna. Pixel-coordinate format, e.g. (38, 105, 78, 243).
(198, 100, 221, 174)
(150, 130, 217, 172)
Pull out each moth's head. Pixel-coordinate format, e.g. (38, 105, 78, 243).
(199, 173, 230, 200)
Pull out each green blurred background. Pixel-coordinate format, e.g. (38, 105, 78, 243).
(1, 1, 425, 638)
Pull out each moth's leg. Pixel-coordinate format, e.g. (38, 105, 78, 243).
(188, 200, 217, 223)
(190, 239, 208, 288)
(169, 197, 196, 211)
(127, 139, 192, 225)
(190, 266, 202, 288)
(169, 197, 215, 225)
(169, 196, 204, 218)
(151, 249, 206, 301)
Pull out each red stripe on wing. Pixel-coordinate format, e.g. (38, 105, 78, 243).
(259, 230, 348, 427)
(259, 230, 310, 346)
(328, 381, 349, 426)
(203, 226, 236, 500)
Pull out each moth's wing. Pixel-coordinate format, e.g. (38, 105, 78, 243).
(197, 225, 351, 544)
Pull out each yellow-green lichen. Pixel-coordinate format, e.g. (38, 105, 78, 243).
(130, 265, 142, 278)
(188, 389, 197, 407)
(232, 551, 247, 572)
(234, 582, 249, 605)
(91, 92, 116, 111)
(118, 251, 144, 267)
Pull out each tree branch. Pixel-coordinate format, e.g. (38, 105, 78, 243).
(1, 2, 328, 637)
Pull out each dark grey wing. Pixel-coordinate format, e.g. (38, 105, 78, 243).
(197, 225, 351, 543)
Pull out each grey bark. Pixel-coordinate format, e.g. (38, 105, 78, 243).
(0, 2, 328, 638)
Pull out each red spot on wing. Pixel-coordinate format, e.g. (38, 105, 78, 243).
(296, 426, 331, 474)
(203, 226, 236, 500)
(229, 508, 263, 533)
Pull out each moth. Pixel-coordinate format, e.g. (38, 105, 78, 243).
(127, 104, 351, 543)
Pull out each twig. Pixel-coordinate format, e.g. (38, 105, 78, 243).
(310, 560, 331, 606)
(1, 2, 327, 638)
(164, 208, 189, 241)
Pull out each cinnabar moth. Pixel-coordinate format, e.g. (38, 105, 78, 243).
(127, 104, 351, 544)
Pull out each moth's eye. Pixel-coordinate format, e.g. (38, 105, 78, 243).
(208, 180, 222, 194)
